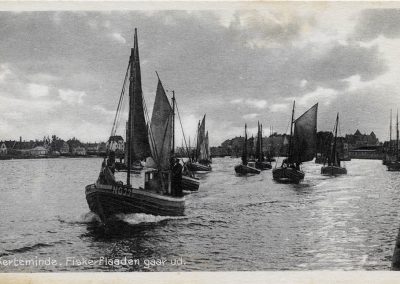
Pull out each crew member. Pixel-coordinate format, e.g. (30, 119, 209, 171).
(171, 158, 183, 197)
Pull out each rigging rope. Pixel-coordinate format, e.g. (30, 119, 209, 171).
(110, 61, 130, 138)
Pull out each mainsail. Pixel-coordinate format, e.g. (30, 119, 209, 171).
(128, 29, 151, 161)
(198, 115, 208, 160)
(292, 103, 318, 163)
(149, 79, 173, 170)
(205, 131, 210, 160)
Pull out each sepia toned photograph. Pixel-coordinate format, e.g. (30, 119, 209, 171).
(2, 1, 400, 278)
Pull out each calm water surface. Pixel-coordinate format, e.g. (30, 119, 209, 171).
(0, 157, 399, 271)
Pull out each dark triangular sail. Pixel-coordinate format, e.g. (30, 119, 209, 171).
(128, 29, 151, 161)
(148, 79, 173, 170)
(292, 103, 318, 163)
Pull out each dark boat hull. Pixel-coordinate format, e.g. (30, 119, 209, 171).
(85, 183, 185, 221)
(321, 165, 347, 175)
(186, 162, 212, 172)
(255, 161, 272, 170)
(234, 164, 261, 175)
(387, 161, 400, 171)
(272, 167, 305, 183)
(182, 175, 200, 192)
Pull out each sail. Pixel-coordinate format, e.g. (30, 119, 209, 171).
(292, 103, 318, 163)
(198, 115, 207, 160)
(148, 79, 173, 170)
(205, 131, 210, 160)
(255, 122, 260, 161)
(128, 29, 151, 161)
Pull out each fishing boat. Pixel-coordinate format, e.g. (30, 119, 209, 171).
(383, 110, 396, 166)
(387, 110, 400, 171)
(266, 126, 276, 162)
(85, 29, 185, 222)
(234, 124, 261, 175)
(186, 115, 212, 172)
(255, 122, 272, 170)
(321, 113, 347, 176)
(272, 102, 318, 183)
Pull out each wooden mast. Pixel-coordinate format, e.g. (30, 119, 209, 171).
(390, 109, 392, 153)
(172, 90, 175, 157)
(331, 113, 339, 166)
(397, 109, 399, 161)
(288, 101, 295, 162)
(126, 29, 138, 186)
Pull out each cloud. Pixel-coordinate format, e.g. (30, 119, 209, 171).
(353, 9, 400, 42)
(58, 89, 86, 105)
(28, 83, 49, 98)
(0, 9, 394, 144)
(111, 32, 126, 44)
(289, 87, 338, 107)
(230, 98, 267, 109)
(269, 103, 289, 112)
(242, 113, 259, 120)
(0, 64, 11, 82)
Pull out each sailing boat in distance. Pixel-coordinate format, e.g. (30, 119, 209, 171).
(234, 124, 261, 175)
(85, 29, 185, 222)
(387, 109, 400, 171)
(187, 115, 212, 172)
(255, 122, 272, 170)
(321, 113, 347, 176)
(272, 101, 318, 183)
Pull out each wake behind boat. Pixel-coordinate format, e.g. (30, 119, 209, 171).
(273, 102, 318, 183)
(85, 29, 185, 222)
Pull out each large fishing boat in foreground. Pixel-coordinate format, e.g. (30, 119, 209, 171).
(272, 102, 318, 183)
(85, 29, 185, 222)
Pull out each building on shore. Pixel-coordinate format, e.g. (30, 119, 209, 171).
(0, 142, 7, 155)
(72, 146, 87, 156)
(30, 146, 48, 157)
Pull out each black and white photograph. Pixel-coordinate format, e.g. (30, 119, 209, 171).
(2, 1, 400, 281)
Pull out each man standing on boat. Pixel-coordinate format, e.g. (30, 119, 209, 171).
(171, 158, 183, 197)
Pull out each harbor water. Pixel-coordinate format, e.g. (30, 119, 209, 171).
(0, 157, 399, 271)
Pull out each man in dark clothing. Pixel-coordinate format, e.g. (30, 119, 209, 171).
(171, 158, 183, 197)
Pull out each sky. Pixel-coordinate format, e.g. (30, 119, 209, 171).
(1, 2, 400, 146)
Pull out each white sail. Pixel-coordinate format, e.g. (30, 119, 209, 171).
(148, 79, 173, 170)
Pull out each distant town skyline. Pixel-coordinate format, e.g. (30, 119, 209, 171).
(1, 3, 400, 146)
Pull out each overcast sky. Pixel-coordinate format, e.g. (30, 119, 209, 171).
(1, 3, 400, 146)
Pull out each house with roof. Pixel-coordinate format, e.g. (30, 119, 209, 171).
(72, 146, 86, 156)
(30, 146, 48, 156)
(0, 142, 7, 155)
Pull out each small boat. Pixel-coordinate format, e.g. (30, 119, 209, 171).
(321, 113, 347, 176)
(85, 29, 185, 222)
(186, 115, 212, 172)
(234, 124, 261, 175)
(254, 121, 271, 170)
(273, 101, 318, 183)
(182, 174, 200, 191)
